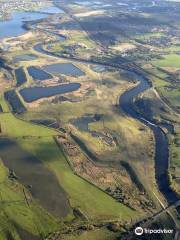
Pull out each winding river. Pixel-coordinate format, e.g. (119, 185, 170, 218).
(119, 72, 179, 204)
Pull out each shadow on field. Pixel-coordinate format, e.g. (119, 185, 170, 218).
(0, 138, 70, 218)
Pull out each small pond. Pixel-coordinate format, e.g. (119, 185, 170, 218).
(15, 67, 27, 86)
(4, 90, 26, 114)
(20, 83, 81, 102)
(13, 54, 38, 63)
(43, 63, 85, 77)
(91, 65, 107, 73)
(27, 66, 52, 81)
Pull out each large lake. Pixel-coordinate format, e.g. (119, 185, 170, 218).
(0, 11, 48, 39)
(0, 4, 64, 39)
(38, 6, 64, 14)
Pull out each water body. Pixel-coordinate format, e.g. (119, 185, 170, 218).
(38, 6, 64, 14)
(20, 83, 81, 102)
(91, 65, 106, 73)
(27, 66, 52, 81)
(15, 67, 27, 86)
(43, 63, 85, 77)
(4, 90, 26, 114)
(0, 138, 69, 218)
(0, 57, 12, 71)
(13, 54, 38, 63)
(0, 11, 48, 39)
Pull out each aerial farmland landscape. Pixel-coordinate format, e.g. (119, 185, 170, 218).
(0, 0, 179, 239)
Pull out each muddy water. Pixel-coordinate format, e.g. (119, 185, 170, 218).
(0, 138, 69, 218)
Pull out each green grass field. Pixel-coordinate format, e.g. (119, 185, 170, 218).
(152, 54, 180, 68)
(160, 88, 180, 109)
(150, 69, 180, 111)
(17, 137, 134, 221)
(0, 96, 135, 239)
(0, 161, 59, 239)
